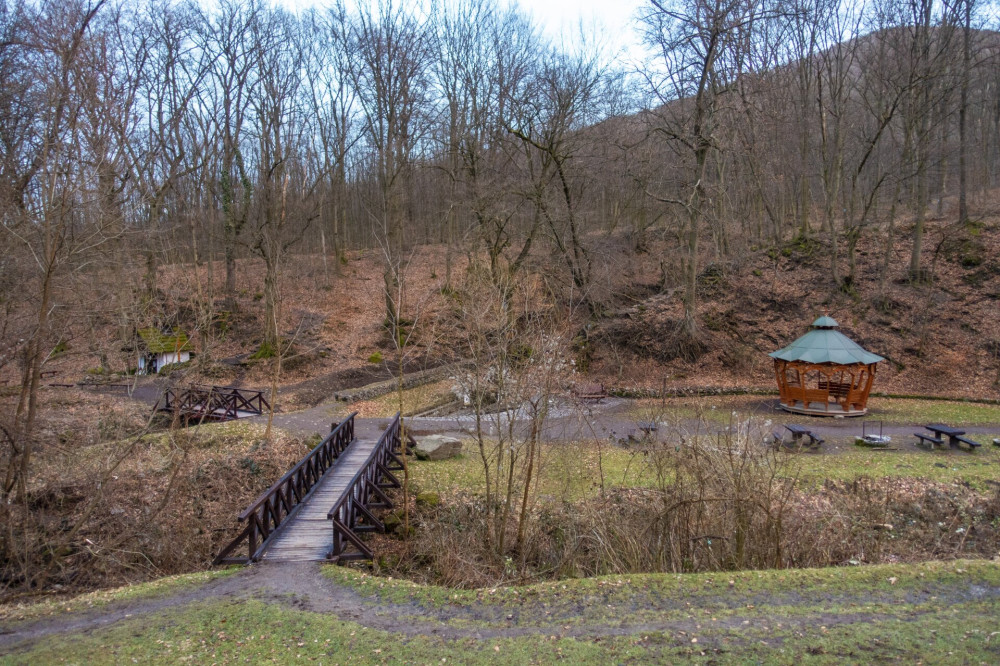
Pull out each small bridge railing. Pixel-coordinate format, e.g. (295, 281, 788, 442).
(327, 412, 404, 563)
(214, 413, 357, 564)
(161, 385, 270, 422)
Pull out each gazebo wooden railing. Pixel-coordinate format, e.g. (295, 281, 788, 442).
(214, 414, 357, 564)
(773, 361, 877, 415)
(327, 413, 404, 563)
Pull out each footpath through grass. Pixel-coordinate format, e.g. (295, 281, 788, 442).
(0, 568, 239, 623)
(4, 560, 1000, 664)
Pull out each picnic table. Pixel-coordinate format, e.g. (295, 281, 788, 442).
(916, 424, 980, 450)
(784, 424, 824, 447)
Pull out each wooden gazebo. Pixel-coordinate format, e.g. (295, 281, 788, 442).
(770, 316, 883, 416)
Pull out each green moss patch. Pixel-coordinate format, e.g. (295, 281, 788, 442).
(0, 568, 239, 624)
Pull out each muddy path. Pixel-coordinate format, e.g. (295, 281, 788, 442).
(3, 560, 999, 655)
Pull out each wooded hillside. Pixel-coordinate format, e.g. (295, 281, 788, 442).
(2, 0, 1000, 505)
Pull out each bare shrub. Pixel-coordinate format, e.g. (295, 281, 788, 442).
(384, 426, 1000, 587)
(0, 411, 308, 601)
(783, 478, 1000, 566)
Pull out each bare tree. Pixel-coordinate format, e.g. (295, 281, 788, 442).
(506, 46, 613, 317)
(201, 0, 259, 310)
(433, 0, 540, 290)
(640, 0, 774, 341)
(303, 8, 357, 285)
(0, 0, 108, 500)
(334, 0, 431, 336)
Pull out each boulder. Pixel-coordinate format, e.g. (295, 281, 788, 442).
(415, 491, 440, 508)
(412, 435, 463, 461)
(382, 512, 402, 533)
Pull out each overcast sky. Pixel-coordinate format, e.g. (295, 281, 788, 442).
(523, 0, 647, 59)
(276, 0, 650, 64)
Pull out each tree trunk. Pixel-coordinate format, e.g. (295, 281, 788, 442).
(958, 0, 971, 226)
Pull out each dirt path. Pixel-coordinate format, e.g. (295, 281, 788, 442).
(3, 560, 999, 655)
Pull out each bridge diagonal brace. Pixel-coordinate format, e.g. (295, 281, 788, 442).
(212, 524, 251, 565)
(367, 482, 393, 509)
(376, 461, 401, 488)
(353, 501, 385, 532)
(385, 450, 406, 471)
(331, 518, 374, 559)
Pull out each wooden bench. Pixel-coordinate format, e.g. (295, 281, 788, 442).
(771, 430, 784, 446)
(572, 382, 607, 403)
(818, 380, 850, 399)
(953, 435, 981, 450)
(914, 432, 944, 448)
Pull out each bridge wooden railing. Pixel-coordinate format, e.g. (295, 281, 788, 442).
(161, 385, 270, 421)
(327, 412, 404, 563)
(214, 413, 357, 564)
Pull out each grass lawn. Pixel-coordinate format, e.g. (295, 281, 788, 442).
(331, 379, 456, 419)
(6, 560, 1000, 664)
(628, 394, 1000, 427)
(792, 444, 1000, 490)
(409, 436, 1000, 499)
(0, 568, 239, 624)
(410, 440, 652, 501)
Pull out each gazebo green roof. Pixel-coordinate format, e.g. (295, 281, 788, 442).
(769, 316, 883, 366)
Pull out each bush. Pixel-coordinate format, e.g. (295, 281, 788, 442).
(378, 427, 1000, 588)
(250, 341, 278, 360)
(157, 361, 190, 375)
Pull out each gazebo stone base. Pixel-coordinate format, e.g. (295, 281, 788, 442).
(778, 400, 868, 417)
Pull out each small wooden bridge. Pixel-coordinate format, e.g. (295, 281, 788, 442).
(214, 412, 406, 565)
(159, 385, 270, 423)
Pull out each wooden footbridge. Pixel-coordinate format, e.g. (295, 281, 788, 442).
(214, 412, 406, 565)
(159, 385, 270, 423)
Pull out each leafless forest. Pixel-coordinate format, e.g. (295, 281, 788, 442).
(2, 0, 1000, 594)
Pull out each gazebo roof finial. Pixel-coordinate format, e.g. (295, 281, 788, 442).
(811, 313, 839, 329)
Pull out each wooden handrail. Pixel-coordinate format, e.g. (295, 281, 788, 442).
(239, 414, 356, 520)
(213, 413, 357, 564)
(159, 385, 271, 421)
(327, 413, 403, 563)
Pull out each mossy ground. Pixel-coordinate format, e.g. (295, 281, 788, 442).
(5, 560, 1000, 664)
(0, 568, 239, 623)
(408, 437, 1000, 499)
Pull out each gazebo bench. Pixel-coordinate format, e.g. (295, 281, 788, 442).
(953, 435, 980, 450)
(914, 432, 944, 448)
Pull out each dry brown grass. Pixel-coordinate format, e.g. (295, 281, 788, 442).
(1, 397, 309, 601)
(373, 429, 1000, 588)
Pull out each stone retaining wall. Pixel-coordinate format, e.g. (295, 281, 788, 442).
(332, 363, 463, 403)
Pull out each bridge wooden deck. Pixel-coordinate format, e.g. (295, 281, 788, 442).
(214, 414, 404, 566)
(261, 438, 379, 562)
